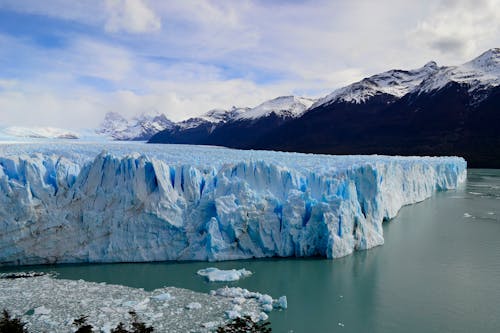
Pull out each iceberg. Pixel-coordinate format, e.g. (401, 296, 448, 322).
(0, 141, 466, 266)
(197, 268, 252, 282)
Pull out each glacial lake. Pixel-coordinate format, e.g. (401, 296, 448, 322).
(2, 169, 499, 333)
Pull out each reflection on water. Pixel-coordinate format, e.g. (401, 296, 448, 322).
(2, 169, 500, 333)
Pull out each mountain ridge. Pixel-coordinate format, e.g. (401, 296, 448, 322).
(149, 48, 500, 167)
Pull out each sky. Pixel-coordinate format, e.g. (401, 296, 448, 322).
(0, 0, 499, 129)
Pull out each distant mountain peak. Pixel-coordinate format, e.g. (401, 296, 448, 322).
(235, 95, 315, 120)
(97, 111, 174, 140)
(466, 47, 500, 70)
(417, 47, 500, 97)
(312, 61, 440, 107)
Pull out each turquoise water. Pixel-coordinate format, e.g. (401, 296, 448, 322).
(2, 169, 500, 332)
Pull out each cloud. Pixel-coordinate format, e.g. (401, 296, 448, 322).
(105, 0, 161, 33)
(0, 0, 499, 130)
(410, 0, 500, 60)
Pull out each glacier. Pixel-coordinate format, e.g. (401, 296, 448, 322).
(0, 141, 466, 266)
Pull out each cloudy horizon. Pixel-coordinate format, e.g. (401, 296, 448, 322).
(0, 0, 499, 129)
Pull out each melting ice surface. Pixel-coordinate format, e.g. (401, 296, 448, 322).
(0, 141, 466, 266)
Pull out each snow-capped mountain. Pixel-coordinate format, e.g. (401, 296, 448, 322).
(0, 126, 80, 139)
(97, 111, 174, 140)
(149, 95, 316, 146)
(418, 48, 500, 102)
(235, 96, 315, 120)
(313, 47, 500, 109)
(150, 48, 500, 167)
(312, 61, 440, 107)
(176, 107, 249, 130)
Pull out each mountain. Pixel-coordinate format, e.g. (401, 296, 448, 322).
(149, 96, 315, 147)
(255, 48, 500, 167)
(97, 111, 174, 140)
(149, 48, 500, 168)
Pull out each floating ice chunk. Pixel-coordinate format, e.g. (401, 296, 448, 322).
(487, 211, 495, 215)
(463, 213, 474, 218)
(202, 321, 219, 329)
(225, 310, 240, 320)
(213, 286, 287, 315)
(197, 268, 252, 282)
(258, 312, 269, 321)
(122, 300, 137, 307)
(338, 322, 345, 327)
(258, 294, 273, 305)
(34, 306, 51, 315)
(151, 293, 173, 301)
(262, 304, 273, 313)
(185, 302, 202, 310)
(275, 296, 287, 309)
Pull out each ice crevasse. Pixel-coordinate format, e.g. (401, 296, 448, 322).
(0, 144, 466, 266)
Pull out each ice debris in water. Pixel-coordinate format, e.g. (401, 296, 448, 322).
(197, 268, 252, 282)
(0, 274, 283, 333)
(211, 286, 287, 320)
(0, 142, 466, 266)
(185, 302, 202, 310)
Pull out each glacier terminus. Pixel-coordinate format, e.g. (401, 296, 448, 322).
(0, 141, 466, 266)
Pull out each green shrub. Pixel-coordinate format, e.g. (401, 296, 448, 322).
(0, 309, 28, 333)
(73, 315, 94, 333)
(216, 316, 271, 333)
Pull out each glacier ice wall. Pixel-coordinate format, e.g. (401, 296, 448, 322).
(0, 143, 466, 266)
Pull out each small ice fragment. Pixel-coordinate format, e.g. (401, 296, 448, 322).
(202, 321, 219, 329)
(151, 293, 172, 301)
(258, 294, 273, 305)
(338, 322, 345, 327)
(274, 296, 287, 309)
(463, 213, 473, 218)
(231, 297, 245, 305)
(34, 306, 51, 315)
(225, 310, 240, 320)
(197, 267, 252, 282)
(259, 312, 269, 321)
(487, 212, 495, 215)
(185, 302, 202, 310)
(122, 300, 137, 307)
(262, 304, 273, 313)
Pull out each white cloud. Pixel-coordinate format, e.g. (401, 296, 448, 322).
(410, 0, 500, 61)
(0, 0, 499, 129)
(105, 0, 161, 33)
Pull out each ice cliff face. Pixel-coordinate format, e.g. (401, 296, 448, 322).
(0, 143, 466, 266)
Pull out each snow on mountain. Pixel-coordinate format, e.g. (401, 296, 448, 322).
(312, 61, 440, 107)
(173, 95, 315, 131)
(97, 111, 174, 140)
(235, 96, 316, 120)
(0, 141, 466, 266)
(97, 112, 129, 136)
(176, 107, 249, 130)
(313, 48, 500, 109)
(418, 48, 500, 98)
(0, 126, 80, 139)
